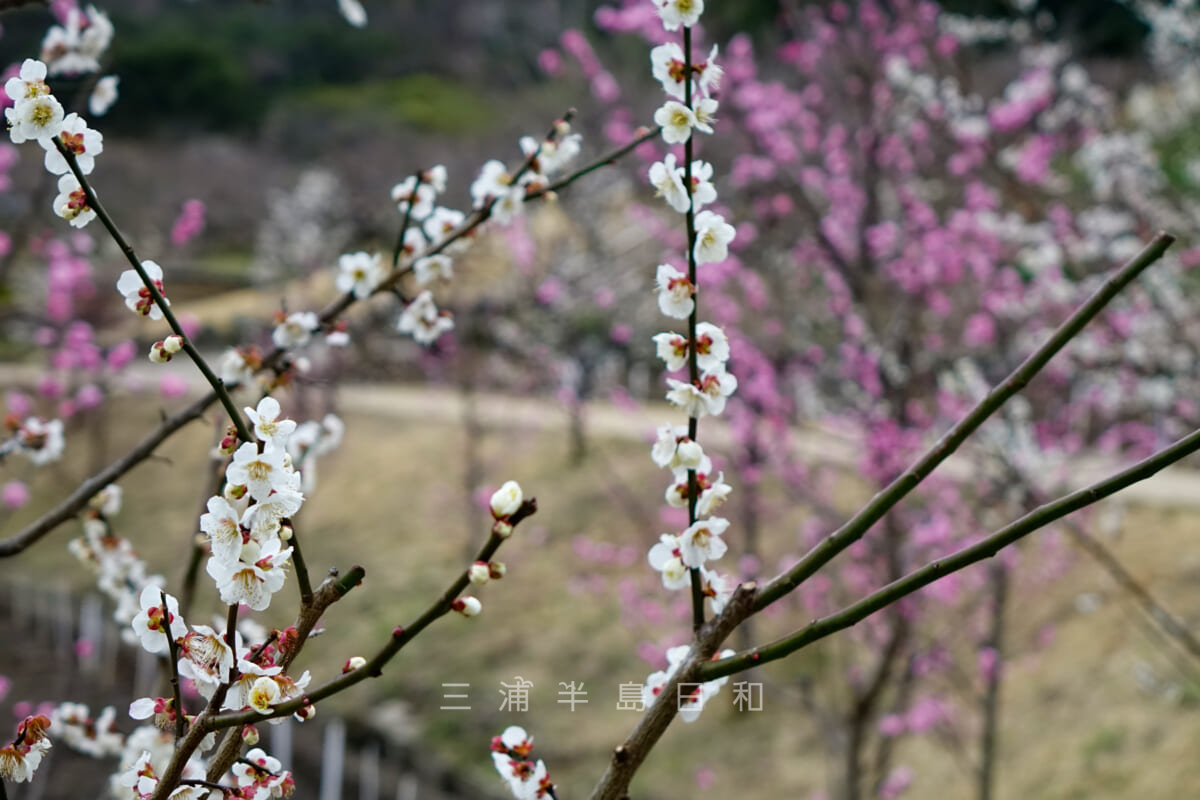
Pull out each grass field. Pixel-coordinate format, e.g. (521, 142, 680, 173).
(2, 386, 1200, 799)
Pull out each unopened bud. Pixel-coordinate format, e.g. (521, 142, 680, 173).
(554, 118, 572, 137)
(293, 702, 316, 722)
(488, 562, 507, 580)
(492, 519, 513, 538)
(676, 439, 704, 469)
(342, 656, 367, 673)
(468, 562, 491, 585)
(241, 724, 259, 745)
(148, 342, 171, 363)
(490, 480, 523, 519)
(163, 335, 184, 354)
(224, 483, 248, 501)
(452, 596, 482, 617)
(279, 521, 294, 541)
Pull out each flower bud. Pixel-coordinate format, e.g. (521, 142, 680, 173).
(675, 439, 704, 469)
(488, 561, 507, 579)
(342, 656, 367, 673)
(489, 480, 523, 519)
(224, 483, 247, 502)
(452, 596, 482, 617)
(294, 702, 316, 722)
(241, 724, 260, 745)
(148, 342, 171, 363)
(162, 335, 184, 354)
(468, 562, 491, 585)
(492, 519, 513, 538)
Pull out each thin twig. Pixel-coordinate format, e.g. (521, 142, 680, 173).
(204, 501, 535, 731)
(160, 592, 186, 742)
(681, 22, 705, 634)
(54, 138, 253, 443)
(0, 391, 213, 557)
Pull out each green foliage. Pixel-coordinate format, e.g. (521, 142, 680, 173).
(280, 75, 496, 135)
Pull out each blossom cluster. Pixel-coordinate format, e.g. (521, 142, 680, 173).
(201, 396, 302, 612)
(5, 57, 111, 228)
(639, 0, 739, 722)
(491, 726, 555, 800)
(0, 715, 52, 783)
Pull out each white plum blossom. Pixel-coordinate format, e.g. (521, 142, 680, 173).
(4, 59, 51, 107)
(422, 206, 465, 246)
(41, 112, 102, 175)
(200, 495, 243, 564)
(696, 472, 732, 517)
(176, 624, 236, 691)
(654, 100, 697, 144)
(536, 131, 581, 174)
(218, 348, 257, 387)
(226, 442, 290, 501)
(490, 481, 524, 518)
(701, 567, 738, 614)
(338, 0, 367, 27)
(335, 251, 385, 299)
(271, 311, 319, 349)
(470, 159, 512, 206)
(666, 365, 738, 417)
(693, 97, 718, 133)
(397, 290, 454, 345)
(223, 661, 282, 711)
(641, 644, 732, 723)
(392, 175, 438, 218)
(130, 585, 187, 655)
(40, 6, 113, 76)
(52, 173, 96, 228)
(246, 396, 297, 449)
(16, 417, 65, 465)
(655, 264, 695, 319)
(234, 747, 294, 798)
(689, 160, 718, 211)
(88, 75, 119, 116)
(693, 210, 736, 264)
(0, 715, 52, 783)
(650, 42, 689, 100)
(414, 254, 454, 285)
(206, 538, 293, 611)
(695, 45, 723, 97)
(647, 534, 690, 590)
(693, 322, 729, 370)
(491, 185, 526, 225)
(649, 153, 690, 214)
(678, 516, 729, 567)
(654, 0, 705, 31)
(652, 331, 689, 371)
(5, 61, 64, 144)
(651, 423, 692, 469)
(116, 261, 168, 320)
(89, 484, 123, 516)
